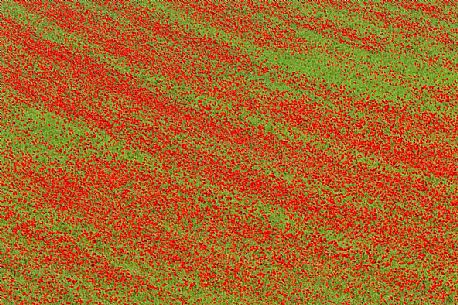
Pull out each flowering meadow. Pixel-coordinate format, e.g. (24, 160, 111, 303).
(0, 0, 457, 304)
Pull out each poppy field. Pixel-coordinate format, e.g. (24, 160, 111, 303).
(0, 0, 457, 304)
